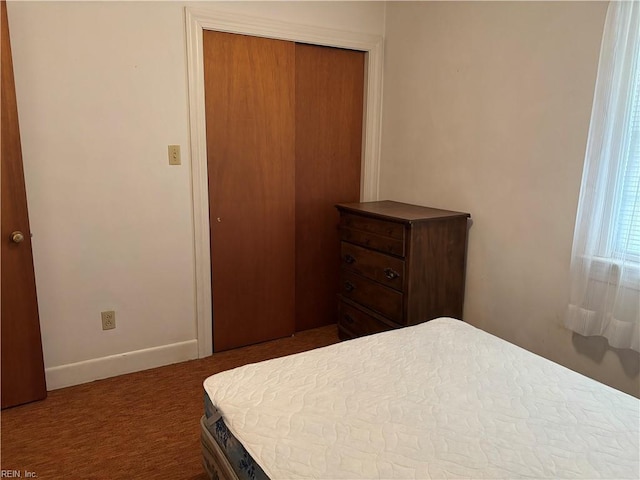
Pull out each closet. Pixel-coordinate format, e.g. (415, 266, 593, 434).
(203, 31, 364, 351)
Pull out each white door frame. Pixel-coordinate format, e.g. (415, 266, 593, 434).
(185, 7, 384, 357)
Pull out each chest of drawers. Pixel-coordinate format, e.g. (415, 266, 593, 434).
(335, 201, 470, 340)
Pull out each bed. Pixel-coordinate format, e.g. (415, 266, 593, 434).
(201, 317, 639, 479)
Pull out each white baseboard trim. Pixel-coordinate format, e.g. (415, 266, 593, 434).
(45, 340, 199, 390)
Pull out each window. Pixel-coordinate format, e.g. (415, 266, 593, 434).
(613, 62, 640, 261)
(565, 1, 639, 352)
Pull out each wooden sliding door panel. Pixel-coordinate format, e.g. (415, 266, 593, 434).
(294, 44, 365, 331)
(204, 31, 296, 351)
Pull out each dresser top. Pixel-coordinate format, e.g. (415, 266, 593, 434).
(336, 201, 470, 223)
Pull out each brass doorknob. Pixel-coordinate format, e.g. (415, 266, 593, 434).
(10, 231, 25, 243)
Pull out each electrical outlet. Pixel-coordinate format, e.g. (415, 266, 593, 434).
(101, 310, 116, 330)
(168, 145, 181, 165)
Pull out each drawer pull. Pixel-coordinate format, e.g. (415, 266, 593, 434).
(384, 268, 400, 280)
(344, 281, 356, 293)
(344, 254, 356, 264)
(343, 314, 354, 324)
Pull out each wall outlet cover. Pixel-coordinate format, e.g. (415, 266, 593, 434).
(101, 310, 116, 330)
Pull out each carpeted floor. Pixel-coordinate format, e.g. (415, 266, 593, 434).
(0, 325, 340, 479)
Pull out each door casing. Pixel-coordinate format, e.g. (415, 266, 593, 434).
(185, 7, 384, 357)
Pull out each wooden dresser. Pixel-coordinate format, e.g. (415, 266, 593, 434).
(336, 201, 470, 340)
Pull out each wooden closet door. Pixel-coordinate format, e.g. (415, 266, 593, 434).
(1, 0, 47, 408)
(204, 32, 296, 352)
(295, 44, 364, 331)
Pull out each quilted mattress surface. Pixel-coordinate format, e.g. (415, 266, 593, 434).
(203, 318, 639, 479)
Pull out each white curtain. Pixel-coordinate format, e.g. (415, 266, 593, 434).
(566, 1, 640, 352)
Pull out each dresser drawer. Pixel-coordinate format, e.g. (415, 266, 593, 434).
(340, 242, 405, 291)
(338, 300, 397, 338)
(339, 213, 405, 256)
(340, 270, 403, 323)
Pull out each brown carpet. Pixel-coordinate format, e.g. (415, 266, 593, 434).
(0, 325, 340, 479)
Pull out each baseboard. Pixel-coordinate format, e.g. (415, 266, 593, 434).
(45, 340, 199, 390)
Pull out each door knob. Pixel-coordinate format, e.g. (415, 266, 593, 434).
(10, 231, 25, 243)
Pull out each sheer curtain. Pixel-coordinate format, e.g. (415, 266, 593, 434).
(566, 1, 640, 352)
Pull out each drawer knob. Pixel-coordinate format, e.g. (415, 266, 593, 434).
(344, 281, 356, 293)
(384, 268, 400, 280)
(344, 254, 356, 264)
(343, 314, 354, 324)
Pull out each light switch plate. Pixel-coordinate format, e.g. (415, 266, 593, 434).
(168, 145, 181, 165)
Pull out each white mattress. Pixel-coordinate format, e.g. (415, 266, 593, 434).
(203, 318, 639, 479)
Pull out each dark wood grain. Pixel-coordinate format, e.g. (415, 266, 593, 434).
(340, 212, 405, 239)
(340, 242, 405, 290)
(337, 200, 469, 222)
(340, 270, 404, 322)
(1, 0, 47, 409)
(336, 201, 470, 339)
(294, 44, 364, 331)
(204, 31, 296, 351)
(339, 224, 406, 257)
(406, 216, 469, 323)
(338, 298, 399, 339)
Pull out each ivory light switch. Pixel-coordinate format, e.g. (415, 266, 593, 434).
(168, 145, 181, 165)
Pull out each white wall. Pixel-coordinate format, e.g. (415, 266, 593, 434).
(12, 0, 638, 397)
(381, 1, 639, 397)
(7, 1, 386, 389)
